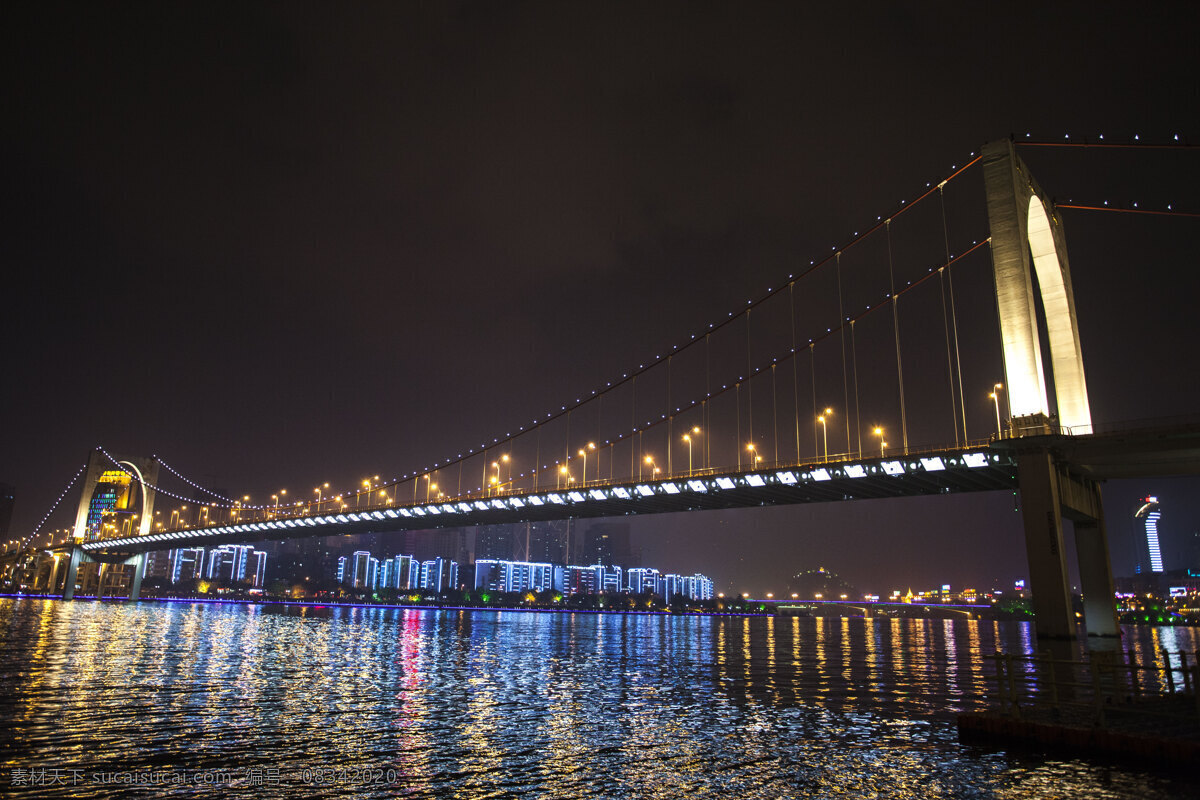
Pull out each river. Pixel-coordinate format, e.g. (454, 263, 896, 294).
(1, 598, 1196, 798)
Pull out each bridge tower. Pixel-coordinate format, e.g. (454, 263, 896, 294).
(983, 140, 1116, 640)
(53, 449, 159, 601)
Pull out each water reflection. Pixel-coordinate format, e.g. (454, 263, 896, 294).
(0, 599, 1196, 799)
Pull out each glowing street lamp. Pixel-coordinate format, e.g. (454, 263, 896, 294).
(817, 408, 833, 462)
(578, 443, 594, 486)
(746, 442, 762, 468)
(427, 481, 437, 503)
(989, 383, 1004, 438)
(558, 465, 569, 489)
(683, 427, 701, 476)
(873, 426, 885, 457)
(642, 455, 655, 482)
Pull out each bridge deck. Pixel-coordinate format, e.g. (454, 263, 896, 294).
(80, 447, 1016, 556)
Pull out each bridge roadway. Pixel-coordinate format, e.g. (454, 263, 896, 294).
(78, 444, 1015, 559)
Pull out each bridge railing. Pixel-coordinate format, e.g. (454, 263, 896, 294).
(993, 414, 1200, 440)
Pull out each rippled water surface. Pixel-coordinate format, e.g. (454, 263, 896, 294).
(1, 598, 1197, 798)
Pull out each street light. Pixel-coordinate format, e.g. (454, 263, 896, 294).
(314, 482, 328, 512)
(578, 443, 594, 486)
(873, 426, 885, 457)
(642, 455, 655, 482)
(746, 442, 762, 467)
(989, 383, 1004, 438)
(359, 479, 371, 508)
(558, 465, 569, 489)
(682, 433, 694, 476)
(817, 408, 833, 462)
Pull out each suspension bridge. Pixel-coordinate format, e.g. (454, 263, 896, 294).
(11, 138, 1200, 642)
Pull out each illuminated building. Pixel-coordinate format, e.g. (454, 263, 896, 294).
(205, 545, 254, 581)
(419, 557, 457, 592)
(473, 559, 555, 593)
(391, 554, 417, 589)
(561, 565, 595, 595)
(351, 550, 372, 588)
(170, 548, 205, 583)
(82, 470, 135, 543)
(588, 564, 622, 593)
(250, 550, 268, 588)
(660, 573, 714, 602)
(1134, 496, 1165, 574)
(626, 567, 660, 594)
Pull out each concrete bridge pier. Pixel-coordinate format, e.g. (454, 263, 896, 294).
(1018, 443, 1118, 641)
(60, 547, 146, 601)
(61, 546, 86, 601)
(126, 553, 147, 601)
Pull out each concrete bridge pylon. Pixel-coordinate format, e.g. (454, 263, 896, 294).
(983, 140, 1115, 640)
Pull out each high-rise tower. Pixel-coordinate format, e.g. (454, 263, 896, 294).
(1133, 496, 1164, 576)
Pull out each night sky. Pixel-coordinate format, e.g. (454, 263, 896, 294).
(5, 3, 1199, 595)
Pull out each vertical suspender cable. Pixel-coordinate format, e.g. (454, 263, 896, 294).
(631, 377, 637, 480)
(810, 343, 818, 460)
(851, 320, 862, 458)
(746, 310, 753, 448)
(667, 355, 673, 476)
(790, 283, 801, 463)
(948, 232, 968, 445)
(886, 220, 909, 453)
(938, 185, 960, 445)
(940, 184, 968, 444)
(705, 332, 712, 470)
(836, 253, 851, 455)
(772, 364, 779, 465)
(534, 426, 541, 490)
(736, 382, 742, 470)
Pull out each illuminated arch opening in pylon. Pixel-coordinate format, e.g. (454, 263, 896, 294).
(982, 139, 1092, 435)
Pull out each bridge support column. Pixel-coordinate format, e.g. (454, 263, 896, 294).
(62, 547, 86, 601)
(48, 555, 65, 595)
(1017, 442, 1119, 641)
(1017, 450, 1077, 640)
(127, 553, 146, 601)
(1075, 517, 1118, 637)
